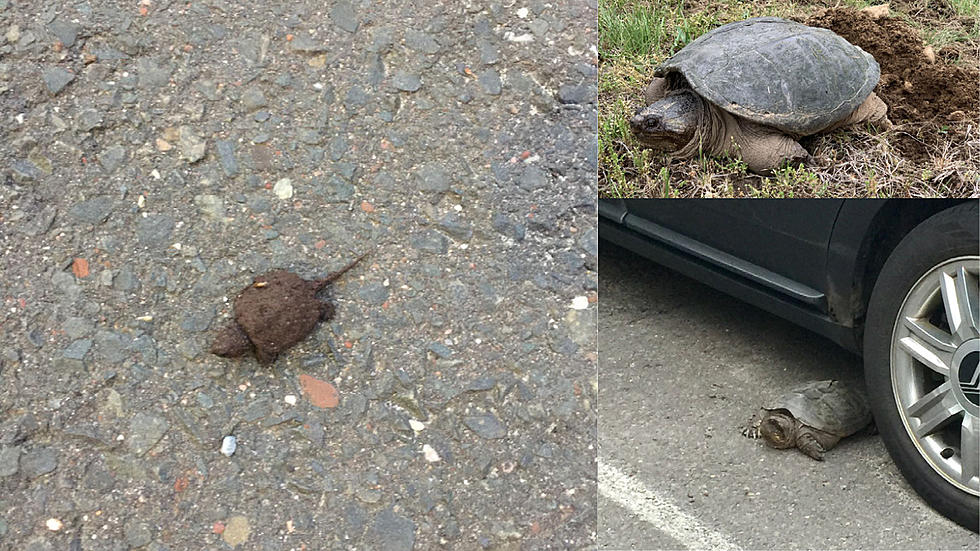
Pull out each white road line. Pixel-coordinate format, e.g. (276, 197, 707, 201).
(599, 460, 743, 551)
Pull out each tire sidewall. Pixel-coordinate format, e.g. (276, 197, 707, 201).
(864, 202, 980, 532)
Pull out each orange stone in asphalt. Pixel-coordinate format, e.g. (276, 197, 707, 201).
(299, 374, 339, 408)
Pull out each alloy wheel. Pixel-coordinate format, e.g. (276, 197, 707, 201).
(891, 256, 980, 497)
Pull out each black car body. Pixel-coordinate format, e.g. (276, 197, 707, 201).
(599, 199, 968, 353)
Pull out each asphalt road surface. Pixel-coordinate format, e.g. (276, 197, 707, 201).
(0, 1, 597, 548)
(598, 243, 979, 550)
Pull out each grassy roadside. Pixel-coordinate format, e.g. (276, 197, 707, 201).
(598, 0, 980, 198)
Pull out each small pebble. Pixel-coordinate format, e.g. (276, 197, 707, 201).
(409, 419, 425, 432)
(422, 444, 440, 463)
(221, 435, 237, 457)
(570, 296, 589, 310)
(45, 518, 63, 531)
(274, 178, 293, 199)
(284, 395, 297, 405)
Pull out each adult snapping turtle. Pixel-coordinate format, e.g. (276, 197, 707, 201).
(210, 254, 366, 364)
(745, 380, 872, 460)
(630, 17, 890, 173)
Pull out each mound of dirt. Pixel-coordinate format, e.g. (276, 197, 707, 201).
(807, 8, 978, 124)
(807, 8, 978, 164)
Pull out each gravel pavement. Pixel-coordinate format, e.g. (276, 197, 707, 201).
(598, 244, 979, 550)
(0, 1, 598, 549)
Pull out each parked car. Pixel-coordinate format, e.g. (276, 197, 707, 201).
(599, 199, 979, 532)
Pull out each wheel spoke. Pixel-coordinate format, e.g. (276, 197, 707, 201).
(954, 266, 980, 339)
(942, 269, 979, 343)
(903, 316, 957, 354)
(907, 381, 963, 437)
(961, 415, 979, 487)
(898, 334, 952, 377)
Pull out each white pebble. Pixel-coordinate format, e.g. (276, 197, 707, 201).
(504, 31, 534, 43)
(570, 295, 589, 310)
(409, 419, 425, 432)
(45, 518, 63, 531)
(221, 435, 237, 456)
(274, 178, 294, 199)
(516, 7, 529, 18)
(423, 444, 441, 462)
(284, 394, 297, 406)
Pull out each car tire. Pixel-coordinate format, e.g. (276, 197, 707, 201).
(864, 201, 979, 532)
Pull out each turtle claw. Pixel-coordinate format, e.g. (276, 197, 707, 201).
(741, 414, 763, 439)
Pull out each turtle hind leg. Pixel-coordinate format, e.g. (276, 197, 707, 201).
(826, 92, 891, 132)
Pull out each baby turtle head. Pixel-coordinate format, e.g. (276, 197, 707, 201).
(210, 323, 252, 358)
(630, 90, 701, 152)
(760, 410, 798, 449)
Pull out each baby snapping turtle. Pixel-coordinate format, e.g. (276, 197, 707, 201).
(210, 254, 366, 364)
(745, 380, 872, 460)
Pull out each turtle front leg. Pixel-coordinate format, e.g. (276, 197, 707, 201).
(643, 77, 670, 105)
(741, 411, 764, 439)
(796, 432, 826, 460)
(734, 122, 811, 175)
(796, 428, 841, 461)
(319, 301, 336, 321)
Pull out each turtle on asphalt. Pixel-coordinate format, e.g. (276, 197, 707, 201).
(210, 253, 366, 364)
(630, 17, 891, 174)
(744, 380, 873, 460)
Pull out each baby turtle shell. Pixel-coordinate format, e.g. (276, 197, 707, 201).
(655, 17, 880, 135)
(765, 380, 872, 437)
(210, 254, 365, 364)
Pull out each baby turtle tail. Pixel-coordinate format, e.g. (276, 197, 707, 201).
(315, 252, 369, 290)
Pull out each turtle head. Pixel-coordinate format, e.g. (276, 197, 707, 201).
(210, 323, 252, 358)
(629, 90, 701, 152)
(759, 410, 798, 449)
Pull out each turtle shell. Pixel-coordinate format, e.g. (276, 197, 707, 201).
(233, 270, 326, 362)
(654, 17, 880, 135)
(765, 380, 872, 437)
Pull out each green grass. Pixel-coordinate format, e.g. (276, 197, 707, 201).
(950, 0, 980, 19)
(840, 0, 876, 10)
(598, 0, 737, 63)
(598, 0, 668, 60)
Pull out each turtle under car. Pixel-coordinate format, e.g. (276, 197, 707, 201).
(599, 198, 980, 532)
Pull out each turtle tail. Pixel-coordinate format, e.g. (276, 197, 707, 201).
(315, 252, 369, 290)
